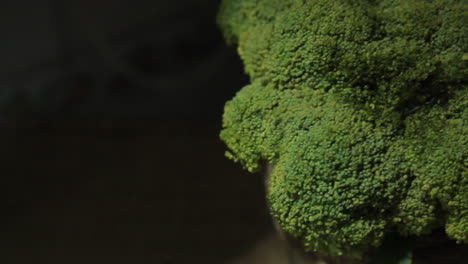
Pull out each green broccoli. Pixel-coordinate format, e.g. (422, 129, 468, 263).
(218, 0, 467, 259)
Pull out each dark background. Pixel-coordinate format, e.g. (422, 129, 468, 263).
(1, 1, 273, 263)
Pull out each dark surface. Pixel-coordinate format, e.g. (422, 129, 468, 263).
(1, 120, 273, 264)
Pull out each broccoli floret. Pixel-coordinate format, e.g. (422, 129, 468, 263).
(218, 0, 467, 259)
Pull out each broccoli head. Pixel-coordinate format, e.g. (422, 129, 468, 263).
(218, 0, 467, 259)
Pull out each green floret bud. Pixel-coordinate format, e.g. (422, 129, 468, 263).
(218, 0, 467, 259)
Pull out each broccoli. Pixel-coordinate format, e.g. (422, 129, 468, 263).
(218, 0, 467, 259)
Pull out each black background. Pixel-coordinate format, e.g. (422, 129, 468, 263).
(0, 1, 273, 263)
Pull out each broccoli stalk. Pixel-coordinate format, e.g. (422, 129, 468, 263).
(218, 0, 467, 260)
